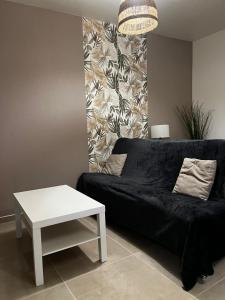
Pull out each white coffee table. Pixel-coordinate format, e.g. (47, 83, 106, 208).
(14, 185, 107, 286)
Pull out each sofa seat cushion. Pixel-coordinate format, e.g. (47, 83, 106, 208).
(77, 173, 225, 244)
(78, 173, 224, 223)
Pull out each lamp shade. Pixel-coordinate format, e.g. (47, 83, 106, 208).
(118, 0, 159, 35)
(151, 125, 170, 139)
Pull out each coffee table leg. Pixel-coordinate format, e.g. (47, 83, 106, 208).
(97, 212, 107, 262)
(32, 228, 44, 286)
(15, 202, 22, 239)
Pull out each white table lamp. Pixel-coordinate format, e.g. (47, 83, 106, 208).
(151, 125, 170, 139)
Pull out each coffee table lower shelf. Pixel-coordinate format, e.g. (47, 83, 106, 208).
(41, 220, 99, 256)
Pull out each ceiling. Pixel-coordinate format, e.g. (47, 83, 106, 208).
(6, 0, 225, 41)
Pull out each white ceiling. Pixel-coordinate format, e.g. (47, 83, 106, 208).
(6, 0, 225, 41)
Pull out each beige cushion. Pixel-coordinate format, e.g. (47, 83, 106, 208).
(102, 154, 127, 176)
(173, 158, 217, 200)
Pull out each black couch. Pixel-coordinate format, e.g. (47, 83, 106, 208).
(77, 138, 225, 290)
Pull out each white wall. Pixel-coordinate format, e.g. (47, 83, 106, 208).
(193, 29, 225, 139)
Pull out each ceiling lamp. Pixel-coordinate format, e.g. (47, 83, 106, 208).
(118, 0, 159, 35)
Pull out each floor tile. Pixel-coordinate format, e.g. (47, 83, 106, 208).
(0, 252, 61, 300)
(21, 283, 74, 300)
(190, 273, 222, 296)
(0, 221, 32, 260)
(198, 277, 225, 300)
(134, 245, 182, 287)
(67, 255, 196, 300)
(82, 217, 225, 297)
(51, 235, 131, 281)
(1, 219, 224, 300)
(135, 242, 224, 297)
(214, 257, 225, 277)
(51, 247, 101, 281)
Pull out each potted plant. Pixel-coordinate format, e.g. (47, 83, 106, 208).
(176, 102, 213, 140)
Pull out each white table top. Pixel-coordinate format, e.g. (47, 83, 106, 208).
(14, 185, 104, 228)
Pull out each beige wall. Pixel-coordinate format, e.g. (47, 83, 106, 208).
(148, 34, 193, 139)
(193, 29, 225, 139)
(0, 1, 88, 216)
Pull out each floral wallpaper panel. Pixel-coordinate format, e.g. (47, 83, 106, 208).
(82, 18, 148, 172)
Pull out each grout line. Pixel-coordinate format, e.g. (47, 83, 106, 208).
(82, 217, 136, 254)
(50, 258, 78, 300)
(66, 252, 135, 283)
(75, 217, 135, 259)
(197, 274, 225, 297)
(133, 252, 198, 300)
(106, 234, 134, 254)
(132, 248, 225, 299)
(64, 253, 136, 298)
(20, 283, 66, 300)
(75, 286, 102, 299)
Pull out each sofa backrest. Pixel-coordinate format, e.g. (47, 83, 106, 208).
(112, 138, 225, 199)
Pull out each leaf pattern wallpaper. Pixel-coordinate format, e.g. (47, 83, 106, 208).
(82, 18, 148, 172)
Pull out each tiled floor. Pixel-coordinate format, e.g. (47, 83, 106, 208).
(0, 218, 224, 300)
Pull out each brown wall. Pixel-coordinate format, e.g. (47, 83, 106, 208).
(0, 1, 88, 216)
(148, 34, 193, 139)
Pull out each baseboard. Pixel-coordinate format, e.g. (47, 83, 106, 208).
(0, 214, 15, 224)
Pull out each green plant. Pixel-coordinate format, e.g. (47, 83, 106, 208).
(176, 103, 213, 139)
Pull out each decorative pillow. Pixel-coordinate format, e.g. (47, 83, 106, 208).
(102, 154, 127, 176)
(173, 158, 217, 200)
